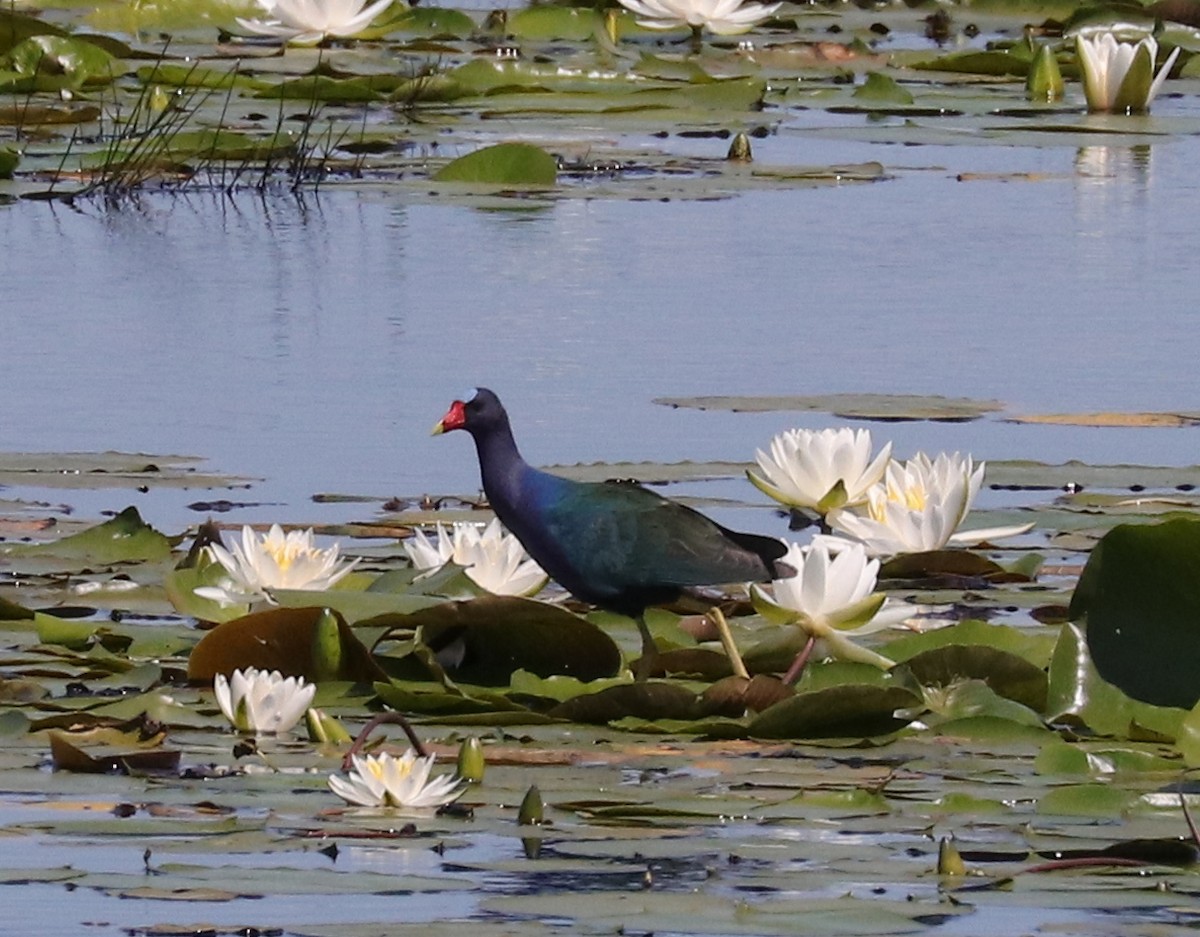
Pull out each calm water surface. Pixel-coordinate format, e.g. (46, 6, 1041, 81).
(2, 131, 1197, 532)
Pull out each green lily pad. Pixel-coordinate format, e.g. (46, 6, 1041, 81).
(1037, 783, 1136, 817)
(909, 49, 1031, 77)
(433, 142, 558, 187)
(853, 72, 914, 105)
(1045, 622, 1185, 740)
(898, 645, 1049, 712)
(3, 506, 172, 566)
(507, 6, 601, 41)
(1069, 518, 1200, 709)
(749, 682, 920, 739)
(382, 5, 476, 37)
(0, 10, 69, 56)
(2, 35, 118, 91)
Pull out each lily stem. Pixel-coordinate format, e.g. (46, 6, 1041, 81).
(341, 711, 427, 772)
(707, 607, 749, 680)
(782, 634, 816, 686)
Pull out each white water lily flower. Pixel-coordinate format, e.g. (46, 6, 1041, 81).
(752, 537, 912, 668)
(827, 453, 1034, 556)
(403, 518, 547, 597)
(617, 0, 779, 36)
(748, 427, 892, 515)
(195, 524, 359, 607)
(329, 751, 465, 810)
(214, 667, 315, 734)
(237, 0, 394, 45)
(1075, 31, 1178, 114)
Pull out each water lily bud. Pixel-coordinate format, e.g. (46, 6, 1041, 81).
(483, 8, 507, 32)
(149, 85, 170, 113)
(310, 608, 343, 682)
(937, 835, 966, 876)
(726, 132, 752, 162)
(603, 8, 619, 46)
(1025, 43, 1064, 102)
(517, 784, 543, 825)
(306, 707, 352, 744)
(456, 736, 486, 784)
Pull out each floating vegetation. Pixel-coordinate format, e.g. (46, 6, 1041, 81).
(2, 0, 1196, 204)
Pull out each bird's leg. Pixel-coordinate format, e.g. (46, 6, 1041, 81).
(632, 614, 661, 681)
(782, 634, 817, 686)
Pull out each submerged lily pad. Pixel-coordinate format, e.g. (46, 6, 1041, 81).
(652, 393, 1004, 421)
(0, 451, 256, 490)
(1007, 411, 1200, 427)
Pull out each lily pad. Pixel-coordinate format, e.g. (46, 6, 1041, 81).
(378, 595, 622, 684)
(186, 606, 385, 684)
(1006, 411, 1200, 427)
(652, 393, 1004, 421)
(3, 506, 172, 566)
(432, 142, 558, 187)
(0, 450, 256, 490)
(899, 645, 1049, 712)
(549, 681, 700, 724)
(748, 682, 920, 739)
(1069, 518, 1200, 709)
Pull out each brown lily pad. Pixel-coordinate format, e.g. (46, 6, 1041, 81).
(186, 606, 385, 684)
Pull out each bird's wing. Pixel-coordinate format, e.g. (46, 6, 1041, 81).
(541, 481, 776, 594)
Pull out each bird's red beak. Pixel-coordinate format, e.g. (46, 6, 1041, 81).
(432, 400, 467, 435)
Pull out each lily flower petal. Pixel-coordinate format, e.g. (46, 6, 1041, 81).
(616, 0, 778, 35)
(827, 452, 1018, 557)
(213, 667, 315, 734)
(1075, 31, 1178, 114)
(748, 428, 892, 515)
(238, 0, 393, 44)
(194, 526, 358, 607)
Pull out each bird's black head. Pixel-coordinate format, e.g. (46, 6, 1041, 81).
(433, 387, 507, 438)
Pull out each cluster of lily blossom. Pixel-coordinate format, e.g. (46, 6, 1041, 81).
(213, 665, 464, 810)
(749, 426, 1031, 555)
(403, 517, 548, 597)
(747, 426, 1033, 647)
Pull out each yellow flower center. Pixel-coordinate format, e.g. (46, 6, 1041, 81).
(265, 541, 318, 572)
(869, 480, 926, 521)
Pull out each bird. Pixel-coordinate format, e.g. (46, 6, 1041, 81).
(433, 387, 792, 678)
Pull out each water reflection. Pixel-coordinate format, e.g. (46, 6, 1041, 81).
(1074, 143, 1153, 185)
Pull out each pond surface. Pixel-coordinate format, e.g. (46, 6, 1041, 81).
(3, 123, 1198, 533)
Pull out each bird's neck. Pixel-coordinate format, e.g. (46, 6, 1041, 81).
(471, 422, 529, 515)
